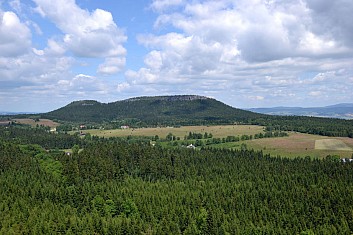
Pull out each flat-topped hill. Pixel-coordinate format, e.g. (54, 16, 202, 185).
(42, 95, 262, 125)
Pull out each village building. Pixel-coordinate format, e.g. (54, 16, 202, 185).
(187, 144, 196, 149)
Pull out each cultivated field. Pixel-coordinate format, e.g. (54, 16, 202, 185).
(83, 125, 265, 139)
(246, 133, 353, 158)
(82, 125, 353, 159)
(13, 118, 59, 128)
(315, 139, 353, 151)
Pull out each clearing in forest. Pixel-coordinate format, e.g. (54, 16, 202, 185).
(315, 139, 353, 151)
(13, 118, 59, 128)
(245, 133, 353, 158)
(84, 125, 264, 139)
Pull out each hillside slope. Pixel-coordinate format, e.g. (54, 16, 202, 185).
(42, 95, 263, 125)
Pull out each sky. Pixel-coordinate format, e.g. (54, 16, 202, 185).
(1, 0, 353, 112)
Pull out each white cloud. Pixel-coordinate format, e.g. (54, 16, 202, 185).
(33, 0, 127, 58)
(0, 11, 31, 57)
(53, 74, 110, 98)
(249, 96, 265, 101)
(125, 68, 160, 84)
(98, 57, 126, 75)
(151, 0, 184, 12)
(309, 91, 322, 97)
(2, 0, 353, 111)
(44, 39, 66, 56)
(0, 48, 75, 112)
(144, 50, 163, 70)
(306, 0, 353, 47)
(117, 82, 131, 92)
(119, 0, 353, 107)
(32, 48, 44, 56)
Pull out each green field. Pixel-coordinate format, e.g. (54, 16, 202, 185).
(246, 133, 353, 158)
(315, 139, 353, 151)
(82, 125, 265, 139)
(13, 118, 59, 128)
(82, 125, 353, 159)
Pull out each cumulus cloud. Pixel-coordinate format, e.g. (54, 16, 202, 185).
(306, 0, 353, 47)
(0, 48, 75, 113)
(0, 51, 72, 83)
(309, 91, 322, 97)
(98, 57, 126, 75)
(0, 1, 126, 112)
(150, 0, 184, 12)
(44, 39, 66, 56)
(57, 74, 108, 94)
(2, 0, 353, 111)
(33, 0, 127, 58)
(118, 0, 353, 107)
(117, 82, 131, 92)
(0, 11, 31, 57)
(249, 95, 265, 101)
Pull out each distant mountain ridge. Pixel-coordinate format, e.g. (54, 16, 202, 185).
(249, 103, 353, 119)
(0, 111, 37, 115)
(325, 103, 353, 108)
(42, 95, 263, 125)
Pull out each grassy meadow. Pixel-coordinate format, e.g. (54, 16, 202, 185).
(83, 125, 264, 139)
(13, 118, 59, 128)
(81, 125, 353, 159)
(243, 133, 353, 158)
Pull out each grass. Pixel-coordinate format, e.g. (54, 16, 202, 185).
(315, 139, 352, 151)
(13, 118, 59, 128)
(82, 125, 265, 139)
(81, 125, 353, 159)
(245, 133, 353, 159)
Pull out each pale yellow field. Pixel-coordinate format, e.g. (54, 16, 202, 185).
(246, 133, 353, 158)
(83, 125, 265, 139)
(81, 126, 353, 158)
(315, 139, 352, 151)
(13, 118, 59, 127)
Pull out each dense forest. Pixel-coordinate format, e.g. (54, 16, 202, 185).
(255, 115, 353, 138)
(1, 126, 353, 234)
(0, 125, 82, 149)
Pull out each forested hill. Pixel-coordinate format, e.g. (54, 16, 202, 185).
(42, 95, 263, 125)
(39, 95, 353, 137)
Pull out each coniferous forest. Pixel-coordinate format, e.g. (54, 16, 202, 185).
(1, 126, 353, 234)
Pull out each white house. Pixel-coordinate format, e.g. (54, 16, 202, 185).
(187, 144, 196, 149)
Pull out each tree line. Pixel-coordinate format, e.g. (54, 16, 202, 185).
(165, 131, 288, 148)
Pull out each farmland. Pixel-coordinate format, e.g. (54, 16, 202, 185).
(82, 125, 353, 159)
(208, 133, 353, 158)
(82, 125, 265, 139)
(315, 139, 352, 151)
(13, 118, 59, 128)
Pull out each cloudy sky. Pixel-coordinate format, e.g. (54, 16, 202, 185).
(1, 0, 353, 112)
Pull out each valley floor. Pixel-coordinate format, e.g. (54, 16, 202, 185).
(81, 125, 353, 159)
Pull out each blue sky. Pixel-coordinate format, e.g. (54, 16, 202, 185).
(1, 0, 353, 112)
